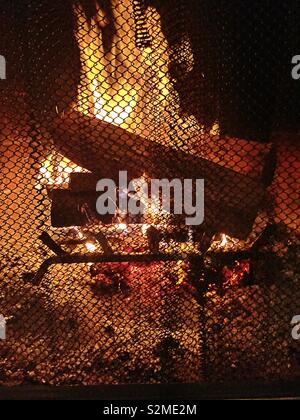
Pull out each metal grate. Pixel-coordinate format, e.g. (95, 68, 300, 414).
(0, 0, 299, 386)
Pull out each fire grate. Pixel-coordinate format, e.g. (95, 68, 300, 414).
(0, 0, 299, 387)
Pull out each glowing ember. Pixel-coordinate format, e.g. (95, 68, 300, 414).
(222, 261, 251, 288)
(220, 234, 228, 248)
(73, 228, 84, 240)
(86, 242, 97, 253)
(141, 224, 151, 235)
(77, 230, 84, 240)
(116, 223, 128, 233)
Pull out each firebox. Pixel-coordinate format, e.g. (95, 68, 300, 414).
(0, 0, 299, 393)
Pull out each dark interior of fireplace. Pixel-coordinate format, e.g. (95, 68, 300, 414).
(0, 0, 299, 392)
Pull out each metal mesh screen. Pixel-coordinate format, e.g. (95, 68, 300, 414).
(0, 0, 299, 386)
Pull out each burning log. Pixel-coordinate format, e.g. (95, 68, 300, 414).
(45, 111, 266, 239)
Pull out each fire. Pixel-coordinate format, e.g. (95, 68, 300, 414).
(86, 242, 97, 253)
(220, 234, 229, 248)
(92, 79, 137, 128)
(116, 223, 128, 233)
(141, 224, 151, 235)
(209, 233, 241, 253)
(74, 1, 141, 132)
(37, 154, 86, 188)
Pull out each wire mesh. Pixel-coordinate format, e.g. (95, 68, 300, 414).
(0, 0, 299, 386)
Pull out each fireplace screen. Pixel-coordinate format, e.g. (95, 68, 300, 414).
(0, 0, 299, 387)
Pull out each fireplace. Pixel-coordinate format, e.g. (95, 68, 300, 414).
(0, 0, 299, 392)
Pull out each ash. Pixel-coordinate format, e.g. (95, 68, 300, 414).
(0, 228, 299, 385)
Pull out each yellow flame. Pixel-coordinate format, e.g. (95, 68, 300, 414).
(92, 79, 136, 128)
(38, 154, 85, 187)
(74, 1, 141, 131)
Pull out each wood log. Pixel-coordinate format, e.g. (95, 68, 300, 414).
(45, 111, 266, 238)
(50, 190, 113, 227)
(69, 173, 100, 192)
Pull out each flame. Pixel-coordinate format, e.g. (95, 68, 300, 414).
(37, 154, 86, 187)
(74, 1, 141, 132)
(220, 234, 228, 248)
(141, 224, 151, 235)
(118, 223, 127, 230)
(92, 79, 136, 128)
(86, 242, 97, 253)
